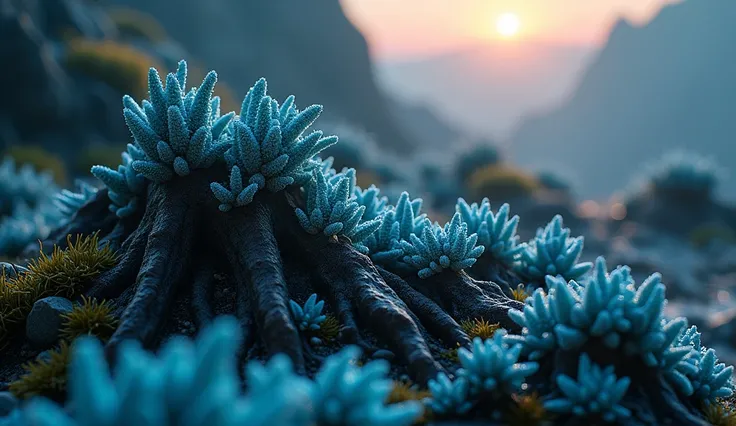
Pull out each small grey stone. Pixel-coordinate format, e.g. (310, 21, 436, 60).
(0, 262, 28, 280)
(0, 392, 18, 417)
(309, 337, 322, 346)
(372, 349, 395, 360)
(26, 296, 74, 348)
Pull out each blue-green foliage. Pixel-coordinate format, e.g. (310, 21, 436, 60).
(536, 170, 571, 192)
(516, 214, 592, 284)
(0, 202, 64, 256)
(210, 78, 337, 211)
(353, 184, 388, 222)
(54, 180, 99, 217)
(295, 167, 381, 241)
(545, 353, 631, 422)
(400, 213, 485, 279)
(121, 60, 234, 182)
(357, 192, 426, 265)
(509, 258, 690, 367)
(13, 316, 421, 426)
(313, 346, 422, 425)
(456, 198, 523, 266)
(289, 293, 327, 331)
(0, 157, 58, 216)
(647, 150, 725, 195)
(426, 331, 537, 416)
(91, 143, 148, 218)
(674, 326, 734, 401)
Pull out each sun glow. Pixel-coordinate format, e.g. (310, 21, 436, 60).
(496, 12, 520, 38)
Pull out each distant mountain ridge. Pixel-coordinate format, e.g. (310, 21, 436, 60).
(510, 0, 736, 201)
(376, 41, 594, 139)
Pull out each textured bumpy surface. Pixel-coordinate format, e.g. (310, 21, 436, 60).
(1, 60, 733, 426)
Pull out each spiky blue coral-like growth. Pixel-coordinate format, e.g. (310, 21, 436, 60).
(91, 143, 147, 218)
(54, 180, 99, 217)
(456, 198, 523, 266)
(210, 78, 337, 211)
(358, 191, 425, 265)
(425, 372, 473, 416)
(232, 354, 314, 425)
(289, 293, 327, 331)
(426, 331, 537, 416)
(122, 60, 234, 183)
(313, 346, 423, 426)
(508, 257, 691, 374)
(673, 326, 734, 401)
(295, 168, 381, 242)
(0, 201, 65, 256)
(516, 214, 592, 284)
(400, 213, 485, 279)
(353, 184, 388, 222)
(457, 331, 539, 395)
(545, 353, 631, 422)
(22, 316, 243, 426)
(0, 157, 58, 215)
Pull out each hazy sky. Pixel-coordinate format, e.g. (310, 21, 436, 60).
(342, 0, 680, 59)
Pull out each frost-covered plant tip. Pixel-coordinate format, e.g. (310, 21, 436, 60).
(675, 325, 734, 401)
(210, 78, 337, 211)
(647, 150, 726, 196)
(400, 212, 485, 279)
(313, 345, 422, 426)
(456, 198, 523, 266)
(295, 167, 381, 242)
(289, 293, 327, 331)
(12, 316, 422, 426)
(516, 214, 592, 284)
(545, 353, 632, 422)
(91, 143, 147, 217)
(426, 331, 538, 417)
(357, 191, 425, 265)
(54, 180, 99, 217)
(0, 157, 58, 216)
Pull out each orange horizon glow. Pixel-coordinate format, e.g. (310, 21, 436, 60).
(341, 0, 681, 60)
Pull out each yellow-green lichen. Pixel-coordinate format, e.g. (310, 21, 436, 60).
(9, 342, 71, 401)
(311, 314, 340, 342)
(460, 318, 501, 341)
(0, 234, 118, 343)
(511, 283, 530, 302)
(60, 296, 118, 342)
(505, 393, 550, 426)
(387, 380, 432, 424)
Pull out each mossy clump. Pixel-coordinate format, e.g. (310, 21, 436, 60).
(703, 399, 736, 426)
(312, 314, 340, 342)
(60, 296, 118, 342)
(467, 165, 540, 201)
(63, 39, 162, 101)
(108, 7, 168, 43)
(0, 234, 118, 342)
(387, 380, 432, 424)
(456, 143, 502, 183)
(9, 342, 71, 401)
(4, 146, 68, 185)
(689, 224, 736, 249)
(511, 283, 530, 302)
(460, 318, 501, 341)
(505, 393, 549, 426)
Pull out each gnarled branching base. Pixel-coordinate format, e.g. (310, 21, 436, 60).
(41, 170, 523, 386)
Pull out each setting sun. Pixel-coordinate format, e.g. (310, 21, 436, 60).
(496, 12, 520, 38)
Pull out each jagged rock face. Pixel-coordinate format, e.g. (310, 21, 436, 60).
(0, 0, 126, 159)
(511, 0, 736, 202)
(107, 0, 416, 153)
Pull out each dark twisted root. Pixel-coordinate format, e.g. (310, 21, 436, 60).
(212, 197, 304, 373)
(106, 184, 196, 353)
(377, 266, 470, 349)
(303, 236, 442, 385)
(191, 255, 216, 328)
